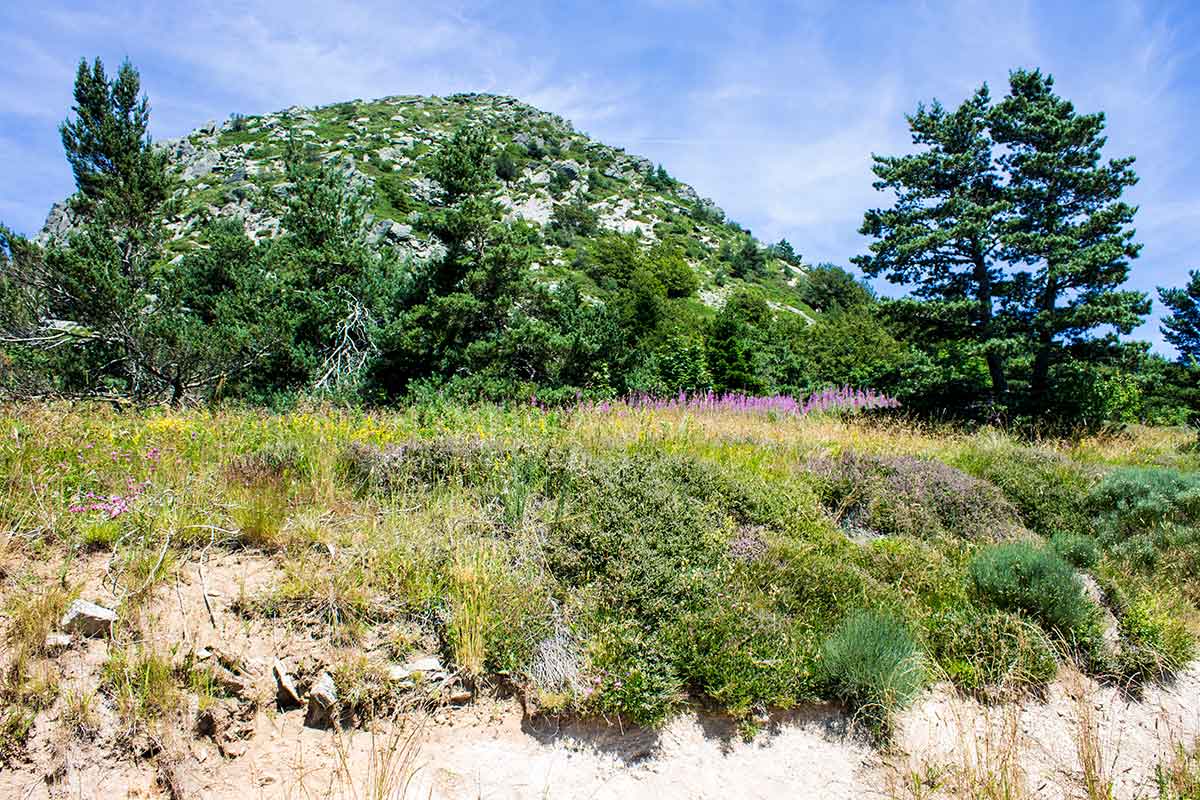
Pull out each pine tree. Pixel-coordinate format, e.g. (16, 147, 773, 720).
(2, 57, 275, 402)
(60, 58, 171, 246)
(991, 69, 1148, 406)
(854, 85, 1012, 401)
(1160, 270, 1200, 363)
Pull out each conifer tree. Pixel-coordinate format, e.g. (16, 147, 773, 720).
(991, 69, 1148, 406)
(1160, 270, 1200, 363)
(854, 85, 1012, 401)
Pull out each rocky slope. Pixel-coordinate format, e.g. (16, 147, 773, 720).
(37, 93, 811, 314)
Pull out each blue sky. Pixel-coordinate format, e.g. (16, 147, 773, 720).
(3, 0, 1198, 352)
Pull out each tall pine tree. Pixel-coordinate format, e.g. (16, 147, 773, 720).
(991, 69, 1148, 407)
(854, 86, 1013, 401)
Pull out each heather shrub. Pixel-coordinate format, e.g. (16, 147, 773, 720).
(585, 620, 683, 726)
(546, 449, 831, 723)
(342, 438, 500, 490)
(924, 606, 1058, 692)
(968, 542, 1099, 644)
(955, 442, 1095, 537)
(668, 596, 819, 717)
(820, 610, 925, 736)
(808, 452, 1020, 541)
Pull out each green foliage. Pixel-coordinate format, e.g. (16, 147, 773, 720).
(855, 84, 1012, 403)
(494, 148, 520, 182)
(1051, 532, 1100, 570)
(924, 606, 1058, 692)
(1089, 467, 1200, 537)
(59, 57, 172, 225)
(720, 237, 767, 279)
(648, 243, 698, 299)
(954, 441, 1095, 537)
(796, 264, 872, 312)
(1114, 589, 1195, 683)
(766, 238, 801, 266)
(375, 173, 412, 216)
(992, 69, 1148, 406)
(857, 69, 1150, 417)
(774, 308, 911, 397)
(969, 542, 1098, 643)
(550, 197, 598, 237)
(705, 289, 772, 393)
(1160, 270, 1200, 364)
(820, 610, 925, 735)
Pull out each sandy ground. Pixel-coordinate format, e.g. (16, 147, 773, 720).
(4, 551, 1200, 800)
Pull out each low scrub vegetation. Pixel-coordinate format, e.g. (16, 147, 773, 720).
(0, 402, 1197, 756)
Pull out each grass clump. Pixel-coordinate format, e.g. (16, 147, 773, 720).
(969, 542, 1101, 650)
(102, 645, 181, 731)
(820, 609, 925, 736)
(1050, 532, 1101, 570)
(1156, 738, 1200, 799)
(1088, 468, 1200, 592)
(925, 606, 1058, 693)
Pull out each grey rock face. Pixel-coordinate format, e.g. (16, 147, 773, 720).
(35, 201, 79, 246)
(370, 219, 413, 245)
(60, 599, 117, 637)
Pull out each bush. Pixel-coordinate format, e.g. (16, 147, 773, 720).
(968, 542, 1098, 642)
(925, 606, 1058, 693)
(1051, 532, 1100, 570)
(955, 442, 1095, 538)
(820, 610, 924, 735)
(1114, 590, 1195, 683)
(1089, 467, 1200, 536)
(585, 621, 683, 727)
(808, 452, 1020, 541)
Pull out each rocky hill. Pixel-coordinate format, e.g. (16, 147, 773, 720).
(37, 92, 812, 316)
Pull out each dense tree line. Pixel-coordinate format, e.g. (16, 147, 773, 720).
(0, 57, 1196, 429)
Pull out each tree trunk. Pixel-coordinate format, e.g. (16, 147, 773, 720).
(972, 254, 1008, 401)
(1029, 273, 1059, 407)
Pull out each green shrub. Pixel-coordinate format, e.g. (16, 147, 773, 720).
(1051, 532, 1100, 569)
(925, 606, 1058, 692)
(955, 442, 1095, 537)
(968, 542, 1098, 643)
(586, 621, 683, 727)
(820, 610, 925, 735)
(1089, 467, 1200, 535)
(1115, 590, 1195, 683)
(669, 598, 819, 718)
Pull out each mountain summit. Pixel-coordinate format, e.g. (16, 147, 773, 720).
(38, 92, 811, 315)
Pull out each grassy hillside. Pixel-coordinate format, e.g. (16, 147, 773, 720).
(2, 401, 1197, 764)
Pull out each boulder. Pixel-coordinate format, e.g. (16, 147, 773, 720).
(44, 632, 73, 652)
(305, 672, 338, 728)
(60, 599, 116, 637)
(182, 151, 221, 181)
(272, 659, 302, 708)
(371, 219, 413, 245)
(386, 654, 449, 685)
